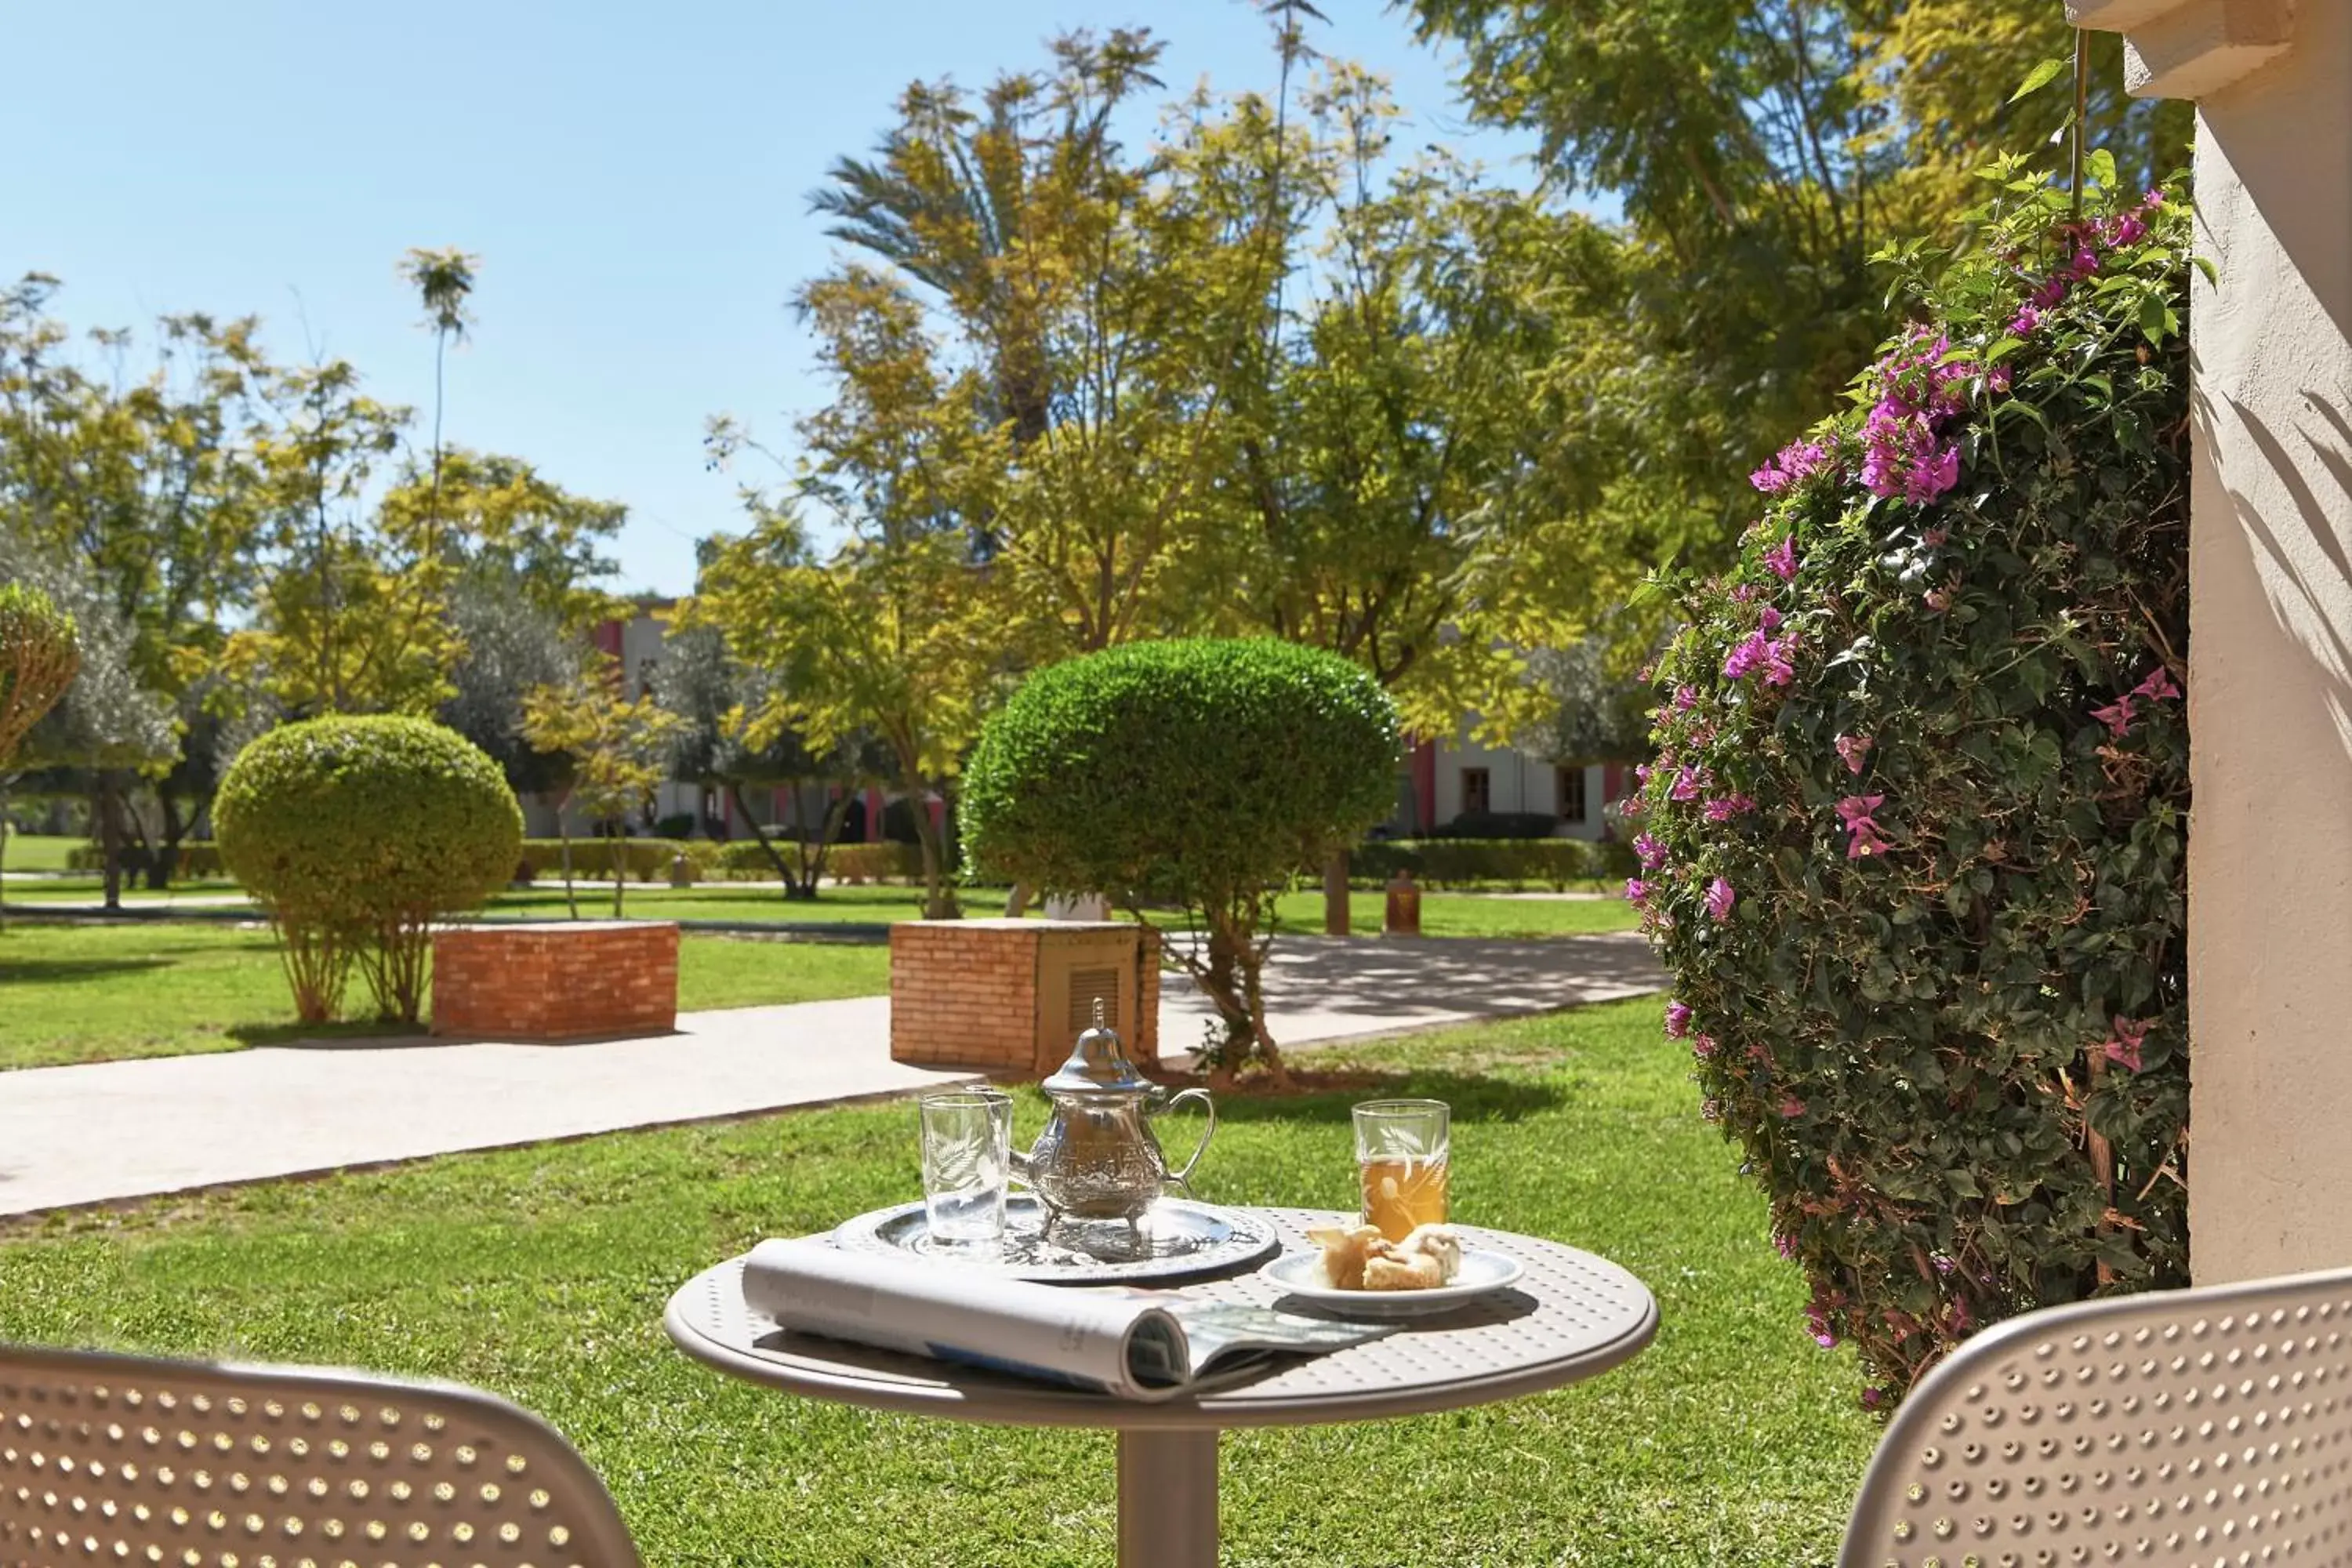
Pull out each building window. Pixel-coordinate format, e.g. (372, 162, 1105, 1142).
(1461, 767, 1491, 816)
(1557, 765, 1588, 824)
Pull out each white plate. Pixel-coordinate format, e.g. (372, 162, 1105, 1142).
(1257, 1245, 1526, 1319)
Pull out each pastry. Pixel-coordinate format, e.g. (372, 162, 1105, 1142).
(1305, 1221, 1465, 1290)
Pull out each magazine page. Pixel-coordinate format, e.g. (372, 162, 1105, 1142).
(739, 1239, 1394, 1401)
(742, 1238, 1181, 1399)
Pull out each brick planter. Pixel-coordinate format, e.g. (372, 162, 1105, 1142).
(890, 919, 1160, 1074)
(431, 921, 680, 1041)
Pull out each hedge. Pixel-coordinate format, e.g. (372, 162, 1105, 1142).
(1634, 163, 2191, 1408)
(215, 716, 520, 1025)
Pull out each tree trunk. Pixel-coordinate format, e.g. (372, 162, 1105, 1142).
(1322, 845, 1350, 935)
(150, 791, 191, 891)
(1005, 881, 1034, 918)
(910, 790, 960, 920)
(0, 784, 11, 935)
(729, 782, 801, 898)
(552, 796, 580, 920)
(610, 833, 626, 918)
(96, 771, 124, 911)
(793, 789, 854, 902)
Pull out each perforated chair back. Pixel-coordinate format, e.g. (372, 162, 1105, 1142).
(0, 1343, 641, 1568)
(1838, 1265, 2352, 1568)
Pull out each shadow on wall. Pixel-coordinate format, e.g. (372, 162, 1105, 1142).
(2214, 387, 2352, 751)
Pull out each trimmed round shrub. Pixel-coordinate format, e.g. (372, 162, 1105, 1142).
(1633, 162, 2190, 1409)
(216, 715, 523, 1024)
(961, 638, 1400, 1079)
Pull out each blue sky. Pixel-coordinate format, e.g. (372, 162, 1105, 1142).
(5, 2, 1544, 597)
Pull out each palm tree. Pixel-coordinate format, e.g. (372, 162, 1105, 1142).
(396, 247, 479, 558)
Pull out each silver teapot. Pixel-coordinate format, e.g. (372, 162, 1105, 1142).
(1011, 1001, 1214, 1227)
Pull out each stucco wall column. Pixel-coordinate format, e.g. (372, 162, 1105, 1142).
(2071, 0, 2352, 1281)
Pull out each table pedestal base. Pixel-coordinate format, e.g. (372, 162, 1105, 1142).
(1116, 1428, 1219, 1568)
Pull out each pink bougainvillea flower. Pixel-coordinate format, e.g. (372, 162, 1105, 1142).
(1923, 586, 1953, 613)
(1704, 877, 1736, 920)
(1987, 365, 2013, 394)
(1664, 1000, 1692, 1038)
(1670, 765, 1707, 802)
(2110, 211, 2147, 246)
(1758, 604, 1783, 632)
(1759, 635, 1798, 687)
(1703, 793, 1758, 822)
(1836, 793, 1891, 858)
(1673, 684, 1699, 712)
(1774, 1232, 1798, 1261)
(1722, 631, 1767, 681)
(1860, 1388, 1885, 1410)
(1730, 582, 1760, 604)
(1834, 794, 1885, 826)
(2009, 303, 2042, 336)
(1835, 734, 1874, 775)
(2071, 245, 2100, 278)
(2090, 695, 2136, 738)
(2031, 276, 2069, 311)
(1922, 525, 1949, 547)
(1700, 1097, 1722, 1123)
(1692, 1033, 1717, 1059)
(1908, 441, 1962, 504)
(1624, 877, 1651, 906)
(1765, 535, 1798, 581)
(1751, 463, 1791, 494)
(1780, 1094, 1806, 1119)
(2133, 666, 2182, 702)
(1633, 832, 1668, 871)
(2103, 1016, 2152, 1073)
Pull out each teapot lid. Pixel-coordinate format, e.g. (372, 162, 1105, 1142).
(1043, 998, 1151, 1096)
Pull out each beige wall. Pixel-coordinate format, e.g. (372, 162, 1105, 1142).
(2173, 4, 2352, 1280)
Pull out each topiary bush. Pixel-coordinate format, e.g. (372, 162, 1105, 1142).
(216, 716, 523, 1025)
(1633, 158, 2190, 1409)
(962, 638, 1400, 1083)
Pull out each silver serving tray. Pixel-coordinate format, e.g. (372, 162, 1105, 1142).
(833, 1196, 1280, 1284)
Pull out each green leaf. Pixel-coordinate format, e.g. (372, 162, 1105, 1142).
(2010, 56, 2069, 102)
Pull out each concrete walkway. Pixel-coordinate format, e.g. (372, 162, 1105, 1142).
(0, 934, 1661, 1218)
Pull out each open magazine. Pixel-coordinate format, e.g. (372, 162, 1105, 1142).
(741, 1237, 1393, 1401)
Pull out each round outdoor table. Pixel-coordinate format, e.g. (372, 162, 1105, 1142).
(664, 1207, 1657, 1568)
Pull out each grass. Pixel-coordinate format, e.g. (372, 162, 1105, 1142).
(0, 999, 1877, 1565)
(0, 922, 888, 1071)
(2, 877, 1642, 938)
(0, 832, 86, 872)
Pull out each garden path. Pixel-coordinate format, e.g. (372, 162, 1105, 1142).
(0, 933, 1661, 1218)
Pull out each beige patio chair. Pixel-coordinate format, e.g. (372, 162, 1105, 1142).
(1839, 1263, 2352, 1568)
(0, 1342, 641, 1567)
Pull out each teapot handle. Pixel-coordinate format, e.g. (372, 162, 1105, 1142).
(1157, 1087, 1216, 1191)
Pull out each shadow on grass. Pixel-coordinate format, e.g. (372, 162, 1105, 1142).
(1201, 1069, 1566, 1127)
(0, 956, 172, 983)
(227, 1021, 433, 1050)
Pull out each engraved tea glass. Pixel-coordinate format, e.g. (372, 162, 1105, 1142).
(919, 1088, 1014, 1247)
(1352, 1098, 1450, 1241)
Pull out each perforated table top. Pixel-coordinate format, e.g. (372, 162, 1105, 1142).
(663, 1208, 1657, 1432)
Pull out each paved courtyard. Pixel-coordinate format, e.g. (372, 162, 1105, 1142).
(0, 933, 1662, 1218)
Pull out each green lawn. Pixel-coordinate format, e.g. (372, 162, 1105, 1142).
(0, 922, 888, 1071)
(0, 832, 85, 872)
(3, 877, 1641, 938)
(0, 1000, 1877, 1565)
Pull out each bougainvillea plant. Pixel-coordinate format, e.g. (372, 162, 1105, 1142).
(1634, 152, 2191, 1408)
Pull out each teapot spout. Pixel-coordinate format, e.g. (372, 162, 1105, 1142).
(1007, 1145, 1034, 1186)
